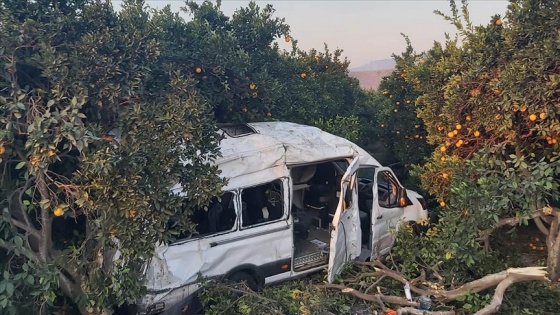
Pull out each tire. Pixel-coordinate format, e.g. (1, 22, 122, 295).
(228, 271, 259, 291)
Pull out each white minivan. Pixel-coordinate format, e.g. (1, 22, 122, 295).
(137, 122, 427, 315)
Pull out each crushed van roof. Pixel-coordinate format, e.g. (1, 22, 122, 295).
(214, 122, 380, 189)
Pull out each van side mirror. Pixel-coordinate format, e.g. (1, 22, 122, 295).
(398, 190, 408, 207)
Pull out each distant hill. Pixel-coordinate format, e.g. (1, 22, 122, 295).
(349, 59, 395, 90)
(350, 59, 395, 72)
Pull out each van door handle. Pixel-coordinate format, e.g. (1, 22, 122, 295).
(376, 215, 383, 219)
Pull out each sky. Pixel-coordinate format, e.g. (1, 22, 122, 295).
(116, 0, 510, 68)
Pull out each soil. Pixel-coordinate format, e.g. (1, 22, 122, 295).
(492, 219, 548, 267)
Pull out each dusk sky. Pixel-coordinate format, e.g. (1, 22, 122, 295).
(116, 1, 510, 68)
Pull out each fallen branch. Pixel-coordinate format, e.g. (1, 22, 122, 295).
(321, 261, 549, 315)
(473, 267, 549, 315)
(397, 307, 455, 315)
(318, 283, 418, 307)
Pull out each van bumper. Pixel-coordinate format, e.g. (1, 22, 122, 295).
(137, 284, 201, 315)
(159, 289, 203, 315)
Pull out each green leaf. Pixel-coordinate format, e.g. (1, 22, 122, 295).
(5, 283, 13, 296)
(13, 236, 22, 247)
(463, 303, 472, 310)
(15, 162, 26, 170)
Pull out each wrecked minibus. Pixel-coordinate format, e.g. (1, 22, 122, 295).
(138, 121, 428, 315)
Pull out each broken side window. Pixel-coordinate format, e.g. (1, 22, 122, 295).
(241, 179, 284, 227)
(177, 192, 236, 240)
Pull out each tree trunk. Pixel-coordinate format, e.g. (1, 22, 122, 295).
(546, 212, 560, 282)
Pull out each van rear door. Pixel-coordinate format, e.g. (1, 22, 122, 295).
(327, 157, 361, 283)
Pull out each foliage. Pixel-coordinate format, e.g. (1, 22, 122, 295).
(390, 0, 560, 285)
(0, 0, 223, 313)
(199, 275, 362, 315)
(153, 1, 378, 148)
(0, 0, 385, 313)
(377, 39, 433, 168)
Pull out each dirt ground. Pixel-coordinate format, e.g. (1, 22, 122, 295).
(492, 219, 548, 267)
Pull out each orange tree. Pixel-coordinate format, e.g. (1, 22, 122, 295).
(0, 0, 223, 314)
(391, 0, 560, 287)
(0, 0, 382, 313)
(153, 1, 379, 143)
(376, 40, 433, 181)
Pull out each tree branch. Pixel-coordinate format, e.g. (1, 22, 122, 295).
(0, 239, 40, 263)
(473, 268, 549, 315)
(36, 172, 53, 263)
(322, 261, 549, 315)
(397, 308, 455, 315)
(318, 283, 418, 307)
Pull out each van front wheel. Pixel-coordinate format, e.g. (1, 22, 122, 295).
(228, 271, 258, 291)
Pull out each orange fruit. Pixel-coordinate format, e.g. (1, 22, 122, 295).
(242, 107, 248, 113)
(396, 101, 400, 105)
(447, 132, 455, 138)
(455, 124, 462, 130)
(474, 130, 480, 137)
(438, 126, 444, 131)
(266, 112, 272, 117)
(30, 156, 40, 167)
(0, 145, 5, 155)
(495, 19, 502, 26)
(285, 36, 291, 43)
(440, 201, 446, 207)
(381, 124, 385, 128)
(383, 90, 389, 95)
(494, 114, 501, 120)
(195, 67, 202, 74)
(470, 89, 481, 97)
(442, 173, 449, 179)
(453, 130, 458, 135)
(249, 83, 256, 90)
(252, 92, 258, 98)
(128, 209, 137, 218)
(520, 105, 527, 112)
(314, 56, 319, 62)
(53, 206, 64, 217)
(455, 139, 463, 147)
(493, 89, 501, 96)
(529, 114, 537, 121)
(553, 139, 558, 144)
(466, 115, 471, 122)
(394, 109, 398, 112)
(406, 100, 411, 104)
(300, 72, 307, 79)
(440, 146, 446, 152)
(539, 112, 546, 119)
(47, 149, 56, 157)
(440, 156, 446, 162)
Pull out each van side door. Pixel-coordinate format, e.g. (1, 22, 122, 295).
(327, 157, 361, 283)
